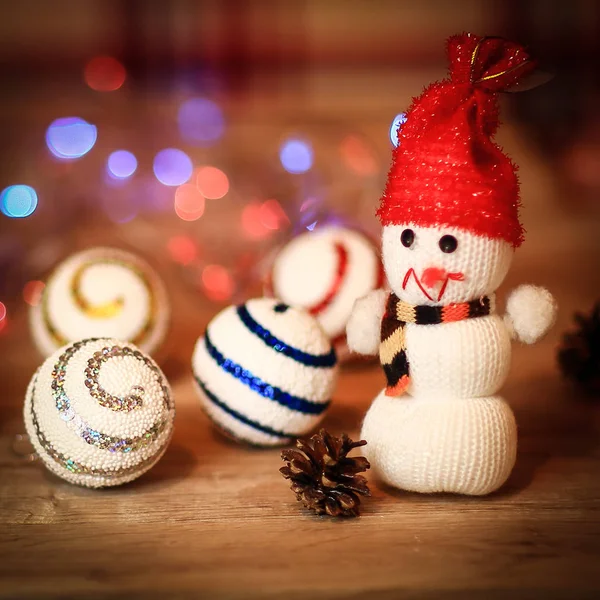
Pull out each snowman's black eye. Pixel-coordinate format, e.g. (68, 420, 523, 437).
(401, 229, 415, 248)
(439, 235, 458, 253)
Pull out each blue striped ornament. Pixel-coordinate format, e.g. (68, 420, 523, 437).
(192, 298, 338, 446)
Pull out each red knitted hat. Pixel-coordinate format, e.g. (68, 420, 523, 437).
(377, 33, 537, 247)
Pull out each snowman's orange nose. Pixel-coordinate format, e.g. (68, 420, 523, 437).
(421, 267, 446, 288)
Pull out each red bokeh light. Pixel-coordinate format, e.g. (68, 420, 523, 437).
(167, 236, 198, 265)
(195, 166, 229, 200)
(174, 184, 205, 221)
(260, 199, 290, 230)
(23, 281, 46, 307)
(84, 56, 127, 92)
(241, 202, 272, 240)
(0, 302, 7, 334)
(201, 265, 234, 302)
(340, 135, 378, 176)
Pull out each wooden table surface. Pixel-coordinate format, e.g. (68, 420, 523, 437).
(1, 115, 600, 598)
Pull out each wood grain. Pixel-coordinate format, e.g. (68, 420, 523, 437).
(1, 94, 600, 600)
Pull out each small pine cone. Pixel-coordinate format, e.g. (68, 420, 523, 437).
(558, 302, 600, 395)
(280, 429, 370, 518)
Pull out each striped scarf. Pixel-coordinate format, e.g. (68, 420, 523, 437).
(380, 293, 492, 397)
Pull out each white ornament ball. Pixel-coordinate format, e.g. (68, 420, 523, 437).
(30, 247, 169, 358)
(24, 338, 175, 488)
(192, 297, 338, 446)
(266, 226, 384, 354)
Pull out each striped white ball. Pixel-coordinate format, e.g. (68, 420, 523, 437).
(30, 247, 169, 358)
(266, 226, 384, 354)
(24, 338, 175, 487)
(192, 298, 338, 446)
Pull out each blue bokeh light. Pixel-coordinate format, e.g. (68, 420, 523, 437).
(280, 139, 313, 174)
(46, 117, 98, 159)
(107, 150, 138, 179)
(389, 113, 407, 147)
(178, 98, 225, 145)
(1, 185, 38, 218)
(153, 148, 193, 186)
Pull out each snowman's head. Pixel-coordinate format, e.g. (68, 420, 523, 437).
(382, 224, 514, 305)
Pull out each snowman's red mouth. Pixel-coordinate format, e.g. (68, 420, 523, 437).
(402, 268, 465, 302)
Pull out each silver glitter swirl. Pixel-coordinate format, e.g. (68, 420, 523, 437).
(84, 345, 148, 412)
(51, 340, 171, 453)
(28, 373, 171, 478)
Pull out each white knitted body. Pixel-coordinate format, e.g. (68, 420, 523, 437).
(267, 226, 382, 353)
(30, 247, 169, 358)
(192, 298, 338, 446)
(361, 391, 517, 495)
(349, 224, 556, 495)
(404, 310, 511, 398)
(24, 338, 175, 488)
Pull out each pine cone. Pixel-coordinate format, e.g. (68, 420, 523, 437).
(558, 302, 600, 395)
(280, 429, 370, 517)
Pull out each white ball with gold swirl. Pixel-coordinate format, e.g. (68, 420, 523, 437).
(30, 247, 169, 358)
(24, 338, 175, 487)
(192, 298, 338, 446)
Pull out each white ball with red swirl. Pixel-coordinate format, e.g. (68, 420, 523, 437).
(24, 338, 175, 488)
(29, 247, 170, 358)
(266, 226, 384, 354)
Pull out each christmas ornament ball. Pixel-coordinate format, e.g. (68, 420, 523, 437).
(192, 297, 338, 446)
(24, 338, 175, 487)
(30, 247, 169, 358)
(266, 226, 384, 353)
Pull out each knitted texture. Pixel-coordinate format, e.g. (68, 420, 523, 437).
(347, 33, 556, 496)
(382, 224, 514, 306)
(378, 33, 536, 247)
(267, 226, 384, 352)
(380, 293, 492, 397)
(30, 247, 170, 358)
(361, 391, 517, 495)
(192, 298, 338, 446)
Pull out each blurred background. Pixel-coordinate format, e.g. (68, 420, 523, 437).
(0, 0, 599, 344)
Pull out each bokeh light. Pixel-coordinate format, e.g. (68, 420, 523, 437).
(242, 202, 271, 240)
(389, 113, 407, 147)
(84, 56, 126, 92)
(300, 197, 319, 213)
(23, 281, 45, 307)
(260, 199, 289, 230)
(167, 235, 198, 265)
(340, 135, 378, 176)
(153, 148, 193, 186)
(195, 166, 229, 200)
(107, 150, 137, 179)
(0, 185, 38, 218)
(46, 117, 97, 159)
(178, 98, 225, 145)
(202, 265, 234, 302)
(174, 183, 205, 221)
(0, 302, 6, 334)
(279, 138, 313, 174)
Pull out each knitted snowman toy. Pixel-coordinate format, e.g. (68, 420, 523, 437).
(346, 33, 557, 496)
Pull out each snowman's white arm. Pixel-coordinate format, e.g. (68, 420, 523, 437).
(346, 289, 388, 355)
(503, 284, 558, 344)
